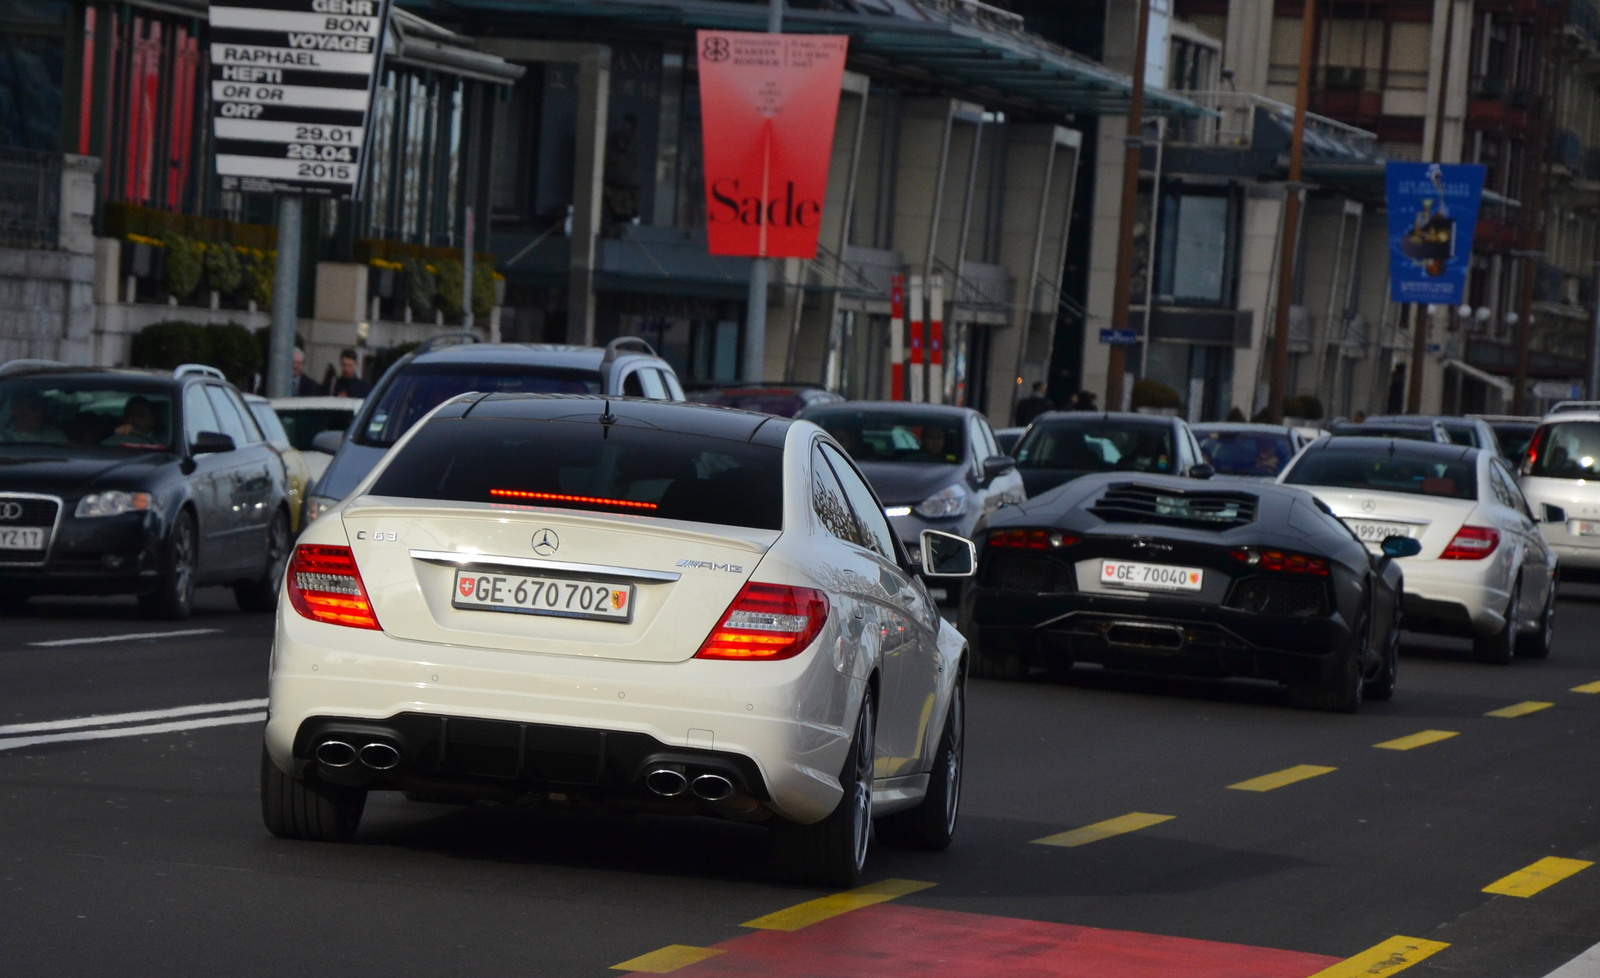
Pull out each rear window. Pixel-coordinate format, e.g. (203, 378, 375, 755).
(1197, 430, 1293, 476)
(369, 418, 785, 530)
(1529, 421, 1600, 480)
(1283, 449, 1477, 500)
(802, 409, 965, 465)
(357, 364, 601, 448)
(276, 407, 356, 451)
(1014, 418, 1175, 474)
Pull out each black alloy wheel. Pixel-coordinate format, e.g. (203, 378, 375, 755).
(1364, 610, 1400, 702)
(235, 510, 290, 613)
(1515, 575, 1555, 659)
(140, 510, 196, 621)
(771, 691, 875, 886)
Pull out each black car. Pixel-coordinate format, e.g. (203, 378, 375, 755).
(0, 363, 292, 618)
(961, 473, 1413, 712)
(1010, 411, 1210, 498)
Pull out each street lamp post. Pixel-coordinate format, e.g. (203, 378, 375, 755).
(1266, 0, 1317, 424)
(742, 0, 784, 383)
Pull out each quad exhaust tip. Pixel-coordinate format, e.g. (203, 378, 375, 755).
(314, 740, 356, 768)
(359, 742, 401, 771)
(691, 773, 735, 802)
(644, 768, 688, 797)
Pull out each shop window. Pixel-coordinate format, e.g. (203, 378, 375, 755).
(1154, 189, 1237, 307)
(0, 32, 63, 150)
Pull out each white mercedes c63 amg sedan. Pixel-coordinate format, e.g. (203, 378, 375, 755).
(260, 394, 976, 886)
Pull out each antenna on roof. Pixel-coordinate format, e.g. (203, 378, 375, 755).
(599, 400, 617, 426)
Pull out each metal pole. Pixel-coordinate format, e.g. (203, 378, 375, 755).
(1590, 248, 1600, 398)
(742, 0, 782, 382)
(1137, 115, 1165, 381)
(1105, 0, 1154, 413)
(462, 205, 475, 331)
(1408, 0, 1457, 413)
(267, 195, 301, 399)
(1514, 24, 1557, 414)
(1267, 0, 1316, 424)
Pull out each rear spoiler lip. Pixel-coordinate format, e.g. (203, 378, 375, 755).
(409, 549, 682, 583)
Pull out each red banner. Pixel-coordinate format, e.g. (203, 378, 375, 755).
(696, 31, 849, 258)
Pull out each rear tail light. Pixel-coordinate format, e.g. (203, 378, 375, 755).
(695, 582, 829, 661)
(988, 529, 1078, 550)
(286, 545, 381, 630)
(1230, 547, 1329, 576)
(1441, 526, 1500, 560)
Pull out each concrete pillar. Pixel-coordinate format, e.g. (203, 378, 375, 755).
(1224, 0, 1275, 97)
(1080, 117, 1128, 403)
(1232, 186, 1287, 418)
(313, 262, 369, 323)
(1420, 0, 1471, 164)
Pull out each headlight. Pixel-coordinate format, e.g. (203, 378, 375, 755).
(75, 491, 151, 518)
(304, 494, 339, 525)
(915, 484, 968, 519)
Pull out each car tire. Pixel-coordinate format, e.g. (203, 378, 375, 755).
(1364, 618, 1400, 702)
(234, 510, 290, 613)
(1291, 646, 1363, 713)
(260, 746, 366, 842)
(1515, 576, 1555, 659)
(877, 676, 963, 851)
(771, 691, 874, 887)
(1474, 581, 1519, 665)
(139, 509, 196, 621)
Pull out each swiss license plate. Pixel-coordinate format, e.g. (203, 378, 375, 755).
(1573, 520, 1600, 536)
(0, 527, 45, 550)
(1347, 520, 1413, 543)
(452, 570, 634, 623)
(1100, 559, 1203, 592)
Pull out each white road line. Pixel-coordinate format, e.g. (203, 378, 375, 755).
(0, 698, 267, 736)
(0, 712, 266, 752)
(28, 628, 224, 648)
(1543, 940, 1600, 977)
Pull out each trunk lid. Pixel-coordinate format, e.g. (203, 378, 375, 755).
(1303, 488, 1477, 559)
(341, 497, 777, 662)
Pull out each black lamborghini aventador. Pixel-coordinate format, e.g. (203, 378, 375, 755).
(961, 472, 1418, 712)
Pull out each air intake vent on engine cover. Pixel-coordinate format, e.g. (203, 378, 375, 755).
(1089, 483, 1258, 530)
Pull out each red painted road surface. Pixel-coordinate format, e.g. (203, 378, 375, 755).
(630, 903, 1344, 977)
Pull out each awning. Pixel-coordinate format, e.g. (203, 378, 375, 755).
(394, 0, 1210, 118)
(1443, 358, 1514, 396)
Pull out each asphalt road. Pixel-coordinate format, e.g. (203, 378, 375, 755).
(4, 586, 1600, 977)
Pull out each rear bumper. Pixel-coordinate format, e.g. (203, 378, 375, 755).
(264, 609, 862, 824)
(1393, 559, 1508, 637)
(971, 589, 1356, 684)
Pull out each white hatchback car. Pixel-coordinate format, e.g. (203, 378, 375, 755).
(1518, 408, 1600, 573)
(1280, 436, 1556, 662)
(261, 395, 974, 886)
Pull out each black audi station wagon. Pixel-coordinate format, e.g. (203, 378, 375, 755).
(0, 362, 291, 618)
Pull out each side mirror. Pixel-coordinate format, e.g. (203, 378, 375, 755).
(1189, 463, 1215, 480)
(920, 529, 977, 578)
(190, 431, 235, 455)
(310, 430, 344, 454)
(981, 455, 1016, 483)
(1380, 535, 1422, 559)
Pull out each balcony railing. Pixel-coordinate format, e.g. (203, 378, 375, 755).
(0, 147, 61, 251)
(1166, 91, 1381, 158)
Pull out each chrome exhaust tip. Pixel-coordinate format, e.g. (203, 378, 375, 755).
(644, 767, 688, 797)
(314, 740, 356, 768)
(691, 773, 735, 802)
(358, 742, 400, 771)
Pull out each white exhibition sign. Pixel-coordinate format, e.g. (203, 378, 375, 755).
(209, 0, 392, 196)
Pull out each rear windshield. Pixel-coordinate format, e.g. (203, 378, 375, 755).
(357, 364, 601, 448)
(275, 407, 356, 451)
(1331, 424, 1436, 441)
(802, 410, 964, 465)
(1283, 449, 1477, 500)
(1197, 430, 1293, 476)
(1529, 421, 1600, 480)
(1014, 419, 1176, 474)
(369, 418, 785, 530)
(1491, 423, 1535, 461)
(0, 378, 174, 451)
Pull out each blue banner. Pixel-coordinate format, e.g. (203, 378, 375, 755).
(1386, 162, 1486, 306)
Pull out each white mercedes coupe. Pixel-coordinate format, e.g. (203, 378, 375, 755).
(1279, 436, 1556, 663)
(261, 394, 975, 886)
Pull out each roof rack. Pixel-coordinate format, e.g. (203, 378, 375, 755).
(602, 337, 657, 362)
(0, 359, 71, 377)
(1548, 401, 1600, 415)
(415, 332, 484, 354)
(173, 363, 227, 381)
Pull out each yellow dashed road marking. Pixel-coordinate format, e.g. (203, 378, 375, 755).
(1033, 812, 1176, 848)
(1228, 764, 1337, 792)
(1571, 680, 1600, 694)
(1304, 935, 1450, 977)
(1485, 701, 1554, 718)
(611, 945, 723, 973)
(741, 878, 935, 931)
(1483, 857, 1594, 898)
(1374, 730, 1459, 751)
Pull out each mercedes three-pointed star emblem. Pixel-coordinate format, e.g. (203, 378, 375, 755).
(532, 529, 560, 556)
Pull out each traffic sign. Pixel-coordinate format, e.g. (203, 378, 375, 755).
(210, 0, 393, 197)
(1099, 329, 1138, 345)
